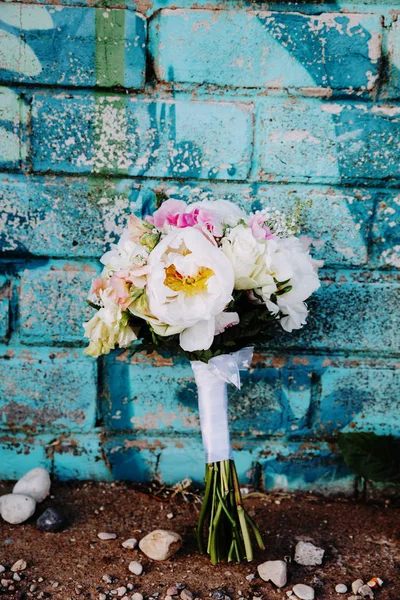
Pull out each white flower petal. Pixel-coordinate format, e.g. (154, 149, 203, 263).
(179, 318, 216, 352)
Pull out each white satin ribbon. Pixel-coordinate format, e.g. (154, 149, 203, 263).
(191, 347, 253, 463)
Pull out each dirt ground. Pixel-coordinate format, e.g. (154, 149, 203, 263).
(0, 481, 399, 600)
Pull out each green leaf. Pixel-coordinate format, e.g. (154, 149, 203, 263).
(337, 432, 400, 484)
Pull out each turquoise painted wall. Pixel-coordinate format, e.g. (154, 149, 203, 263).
(0, 0, 399, 494)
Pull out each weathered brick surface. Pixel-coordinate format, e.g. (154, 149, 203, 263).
(31, 93, 253, 179)
(0, 88, 29, 169)
(1, 175, 381, 267)
(0, 434, 52, 480)
(0, 277, 10, 342)
(0, 4, 146, 88)
(0, 0, 399, 488)
(255, 98, 400, 183)
(150, 10, 382, 91)
(18, 261, 100, 344)
(0, 346, 97, 431)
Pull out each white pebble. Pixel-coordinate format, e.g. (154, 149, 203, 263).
(13, 574, 21, 582)
(0, 494, 36, 524)
(13, 467, 51, 503)
(122, 538, 138, 549)
(335, 584, 348, 594)
(292, 583, 315, 600)
(11, 559, 27, 572)
(294, 541, 324, 566)
(167, 512, 174, 519)
(0, 566, 4, 573)
(117, 586, 127, 596)
(131, 593, 143, 600)
(128, 561, 143, 575)
(98, 532, 117, 540)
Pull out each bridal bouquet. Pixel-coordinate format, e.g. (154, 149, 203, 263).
(83, 195, 321, 563)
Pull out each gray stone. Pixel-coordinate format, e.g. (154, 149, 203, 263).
(294, 541, 324, 566)
(257, 560, 287, 588)
(13, 468, 51, 503)
(131, 594, 143, 600)
(139, 530, 182, 561)
(292, 584, 315, 600)
(0, 494, 36, 524)
(37, 508, 65, 532)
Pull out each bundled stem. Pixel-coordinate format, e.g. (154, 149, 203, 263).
(196, 460, 265, 564)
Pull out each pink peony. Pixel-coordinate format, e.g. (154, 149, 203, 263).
(249, 213, 276, 240)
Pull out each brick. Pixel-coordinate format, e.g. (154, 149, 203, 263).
(18, 260, 100, 344)
(0, 175, 373, 267)
(102, 351, 291, 437)
(0, 4, 146, 88)
(0, 434, 52, 480)
(370, 191, 400, 268)
(387, 18, 400, 98)
(0, 277, 10, 342)
(104, 435, 355, 493)
(0, 88, 29, 169)
(317, 366, 400, 435)
(31, 93, 253, 179)
(265, 271, 400, 354)
(0, 346, 97, 431)
(53, 433, 112, 480)
(255, 98, 400, 183)
(150, 10, 381, 91)
(0, 174, 143, 257)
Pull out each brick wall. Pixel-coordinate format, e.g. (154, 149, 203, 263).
(0, 0, 399, 493)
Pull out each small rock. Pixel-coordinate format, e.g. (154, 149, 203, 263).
(11, 559, 27, 572)
(128, 561, 143, 575)
(99, 595, 107, 600)
(257, 560, 287, 588)
(13, 467, 51, 503)
(98, 532, 117, 540)
(181, 590, 193, 600)
(176, 583, 186, 591)
(246, 574, 255, 582)
(139, 530, 182, 561)
(0, 567, 4, 574)
(122, 538, 138, 550)
(292, 584, 315, 600)
(102, 574, 113, 584)
(37, 508, 65, 532)
(358, 585, 374, 598)
(167, 513, 174, 519)
(367, 578, 383, 589)
(30, 584, 38, 592)
(167, 586, 179, 596)
(294, 541, 324, 566)
(352, 580, 365, 594)
(335, 584, 347, 594)
(13, 573, 21, 582)
(117, 587, 127, 597)
(132, 594, 143, 600)
(0, 494, 36, 524)
(348, 596, 362, 600)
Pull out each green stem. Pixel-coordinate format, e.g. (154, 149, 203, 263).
(196, 464, 214, 554)
(245, 512, 265, 550)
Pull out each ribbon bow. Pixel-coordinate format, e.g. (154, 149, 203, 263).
(206, 347, 253, 389)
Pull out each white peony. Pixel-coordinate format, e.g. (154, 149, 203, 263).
(264, 237, 321, 332)
(100, 230, 148, 274)
(146, 228, 235, 351)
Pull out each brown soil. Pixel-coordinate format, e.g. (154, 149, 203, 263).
(0, 482, 399, 600)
